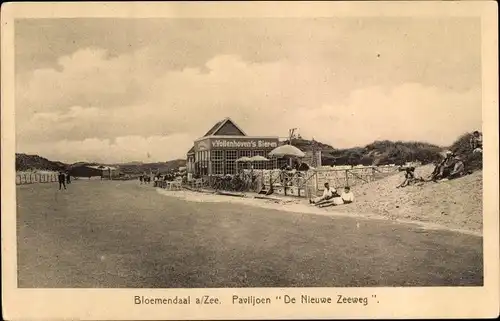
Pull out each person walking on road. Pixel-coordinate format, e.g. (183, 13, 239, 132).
(58, 171, 67, 190)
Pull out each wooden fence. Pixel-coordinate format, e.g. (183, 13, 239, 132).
(16, 172, 58, 185)
(255, 165, 400, 198)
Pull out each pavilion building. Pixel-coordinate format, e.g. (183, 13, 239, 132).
(186, 118, 286, 177)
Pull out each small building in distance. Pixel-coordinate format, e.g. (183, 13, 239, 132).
(69, 165, 120, 179)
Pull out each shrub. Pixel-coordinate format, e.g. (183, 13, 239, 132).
(449, 132, 483, 171)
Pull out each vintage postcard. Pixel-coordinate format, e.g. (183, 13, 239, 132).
(1, 1, 499, 320)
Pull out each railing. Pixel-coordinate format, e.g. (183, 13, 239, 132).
(175, 165, 401, 197)
(256, 165, 401, 198)
(16, 172, 58, 185)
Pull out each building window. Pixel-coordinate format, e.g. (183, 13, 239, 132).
(253, 150, 266, 157)
(269, 156, 278, 169)
(211, 150, 224, 175)
(225, 150, 238, 175)
(212, 162, 223, 175)
(253, 161, 266, 170)
(252, 150, 266, 169)
(239, 150, 252, 158)
(211, 150, 223, 161)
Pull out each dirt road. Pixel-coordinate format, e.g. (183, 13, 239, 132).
(17, 180, 483, 287)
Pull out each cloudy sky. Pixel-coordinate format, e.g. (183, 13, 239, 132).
(15, 18, 482, 163)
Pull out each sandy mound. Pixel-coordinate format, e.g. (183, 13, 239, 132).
(153, 165, 482, 235)
(330, 165, 483, 233)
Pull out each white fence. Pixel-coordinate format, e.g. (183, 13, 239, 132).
(16, 172, 58, 185)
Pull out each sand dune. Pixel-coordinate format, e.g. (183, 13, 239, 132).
(154, 165, 482, 235)
(331, 165, 483, 233)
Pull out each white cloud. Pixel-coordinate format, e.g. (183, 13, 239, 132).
(16, 48, 482, 163)
(20, 134, 195, 164)
(286, 83, 481, 148)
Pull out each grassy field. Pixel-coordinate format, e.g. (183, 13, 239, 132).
(17, 179, 483, 288)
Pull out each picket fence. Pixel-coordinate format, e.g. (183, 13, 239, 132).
(16, 172, 59, 185)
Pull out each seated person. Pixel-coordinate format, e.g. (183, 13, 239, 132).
(439, 154, 458, 179)
(429, 160, 443, 181)
(309, 182, 338, 205)
(397, 167, 416, 188)
(470, 131, 483, 152)
(448, 156, 465, 179)
(341, 186, 355, 204)
(319, 186, 355, 208)
(431, 152, 455, 181)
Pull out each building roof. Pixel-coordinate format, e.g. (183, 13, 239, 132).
(187, 146, 195, 155)
(203, 120, 225, 137)
(87, 165, 118, 170)
(202, 117, 247, 137)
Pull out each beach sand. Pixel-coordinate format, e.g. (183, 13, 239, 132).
(155, 166, 482, 236)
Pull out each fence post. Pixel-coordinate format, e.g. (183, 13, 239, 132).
(314, 171, 318, 195)
(345, 170, 349, 187)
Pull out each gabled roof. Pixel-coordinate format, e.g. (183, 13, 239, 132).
(203, 120, 225, 137)
(187, 146, 195, 155)
(203, 117, 247, 137)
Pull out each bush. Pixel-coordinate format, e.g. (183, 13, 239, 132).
(449, 132, 483, 171)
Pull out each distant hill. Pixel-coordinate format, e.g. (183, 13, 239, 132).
(323, 140, 443, 166)
(119, 161, 144, 165)
(289, 132, 481, 168)
(283, 138, 335, 152)
(15, 153, 186, 174)
(15, 153, 67, 171)
(285, 138, 442, 166)
(112, 159, 186, 175)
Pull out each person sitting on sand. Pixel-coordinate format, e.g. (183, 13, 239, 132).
(470, 131, 483, 153)
(447, 156, 466, 180)
(341, 186, 355, 204)
(429, 159, 443, 181)
(439, 153, 458, 179)
(430, 152, 455, 181)
(397, 167, 416, 188)
(309, 182, 337, 206)
(318, 187, 354, 208)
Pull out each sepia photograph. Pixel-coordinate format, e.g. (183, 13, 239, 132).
(2, 1, 498, 320)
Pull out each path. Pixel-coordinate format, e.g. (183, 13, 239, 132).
(17, 180, 483, 287)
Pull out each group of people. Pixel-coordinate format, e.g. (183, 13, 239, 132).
(396, 150, 471, 188)
(395, 131, 483, 188)
(429, 151, 466, 182)
(309, 182, 355, 208)
(139, 172, 182, 186)
(139, 174, 152, 184)
(57, 171, 71, 190)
